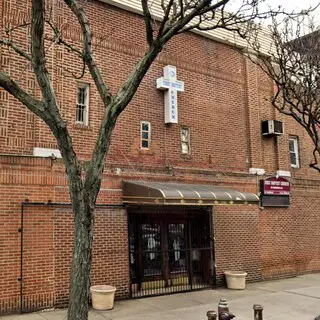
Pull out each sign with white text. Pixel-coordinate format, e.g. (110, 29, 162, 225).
(262, 177, 290, 196)
(157, 65, 184, 124)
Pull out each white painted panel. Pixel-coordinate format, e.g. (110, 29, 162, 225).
(33, 147, 62, 158)
(276, 170, 291, 177)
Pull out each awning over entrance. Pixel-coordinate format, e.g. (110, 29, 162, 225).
(123, 181, 259, 205)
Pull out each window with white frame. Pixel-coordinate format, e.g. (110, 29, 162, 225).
(141, 121, 151, 149)
(181, 127, 190, 154)
(289, 136, 299, 168)
(76, 83, 89, 125)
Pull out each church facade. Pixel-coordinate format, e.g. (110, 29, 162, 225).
(1, 0, 320, 315)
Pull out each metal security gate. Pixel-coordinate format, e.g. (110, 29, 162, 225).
(128, 208, 214, 298)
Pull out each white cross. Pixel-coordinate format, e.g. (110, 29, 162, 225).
(156, 65, 184, 124)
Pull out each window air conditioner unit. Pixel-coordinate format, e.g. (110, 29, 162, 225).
(261, 120, 284, 136)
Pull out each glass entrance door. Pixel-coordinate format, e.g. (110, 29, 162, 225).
(141, 223, 162, 277)
(168, 223, 187, 274)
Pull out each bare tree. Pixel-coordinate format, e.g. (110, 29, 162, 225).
(249, 14, 320, 172)
(0, 1, 308, 319)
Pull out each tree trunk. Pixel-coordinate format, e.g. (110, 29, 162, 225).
(67, 190, 95, 320)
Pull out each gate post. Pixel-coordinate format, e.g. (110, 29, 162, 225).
(207, 310, 217, 320)
(208, 207, 216, 288)
(253, 304, 263, 320)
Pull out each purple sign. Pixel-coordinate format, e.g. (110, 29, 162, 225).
(263, 177, 290, 195)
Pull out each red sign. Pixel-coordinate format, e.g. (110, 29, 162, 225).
(263, 177, 290, 195)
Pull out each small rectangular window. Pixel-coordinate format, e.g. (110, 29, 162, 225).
(141, 121, 151, 149)
(289, 136, 299, 168)
(181, 127, 190, 154)
(76, 83, 89, 125)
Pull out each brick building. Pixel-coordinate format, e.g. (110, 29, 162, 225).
(1, 0, 320, 315)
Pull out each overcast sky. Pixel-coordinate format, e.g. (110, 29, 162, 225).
(266, 0, 319, 11)
(229, 0, 320, 31)
(263, 0, 320, 32)
(232, 0, 320, 15)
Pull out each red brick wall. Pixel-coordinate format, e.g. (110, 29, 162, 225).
(1, 154, 320, 314)
(0, 0, 319, 179)
(260, 194, 320, 280)
(21, 206, 55, 312)
(53, 207, 129, 309)
(53, 208, 72, 308)
(0, 0, 249, 173)
(0, 156, 56, 314)
(0, 201, 129, 314)
(0, 155, 128, 314)
(0, 0, 320, 316)
(213, 205, 261, 286)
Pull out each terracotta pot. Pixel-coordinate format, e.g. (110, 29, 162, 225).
(224, 271, 247, 290)
(90, 285, 116, 310)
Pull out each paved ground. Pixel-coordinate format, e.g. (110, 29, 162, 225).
(1, 273, 320, 320)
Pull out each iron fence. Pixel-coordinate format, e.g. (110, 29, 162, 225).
(129, 210, 213, 297)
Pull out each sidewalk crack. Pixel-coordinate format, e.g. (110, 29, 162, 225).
(285, 291, 320, 300)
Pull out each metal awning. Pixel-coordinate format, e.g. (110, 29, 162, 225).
(122, 181, 259, 205)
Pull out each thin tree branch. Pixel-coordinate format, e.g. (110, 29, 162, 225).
(61, 59, 87, 79)
(64, 0, 113, 106)
(310, 148, 320, 172)
(249, 14, 320, 172)
(0, 72, 45, 117)
(0, 39, 31, 61)
(157, 0, 175, 40)
(46, 19, 84, 58)
(45, 17, 86, 78)
(141, 0, 154, 46)
(4, 21, 31, 34)
(158, 0, 214, 43)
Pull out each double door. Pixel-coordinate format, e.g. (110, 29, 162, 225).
(129, 211, 212, 297)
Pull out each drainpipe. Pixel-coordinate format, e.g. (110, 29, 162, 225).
(19, 201, 124, 313)
(18, 203, 24, 314)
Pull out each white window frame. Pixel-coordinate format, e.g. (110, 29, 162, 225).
(289, 136, 299, 168)
(140, 121, 151, 149)
(76, 83, 89, 126)
(180, 126, 191, 155)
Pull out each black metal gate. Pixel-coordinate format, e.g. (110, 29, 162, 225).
(128, 208, 214, 298)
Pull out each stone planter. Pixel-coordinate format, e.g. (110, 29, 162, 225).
(224, 271, 247, 290)
(90, 285, 116, 310)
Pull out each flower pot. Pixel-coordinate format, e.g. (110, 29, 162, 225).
(224, 271, 247, 290)
(90, 285, 116, 310)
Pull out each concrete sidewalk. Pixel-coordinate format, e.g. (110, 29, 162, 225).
(2, 273, 320, 320)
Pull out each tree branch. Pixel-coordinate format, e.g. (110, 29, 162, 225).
(61, 59, 87, 79)
(158, 0, 220, 43)
(31, 0, 61, 121)
(31, 0, 82, 182)
(249, 14, 320, 172)
(157, 0, 174, 40)
(4, 21, 31, 34)
(84, 43, 163, 201)
(141, 0, 154, 46)
(64, 0, 113, 106)
(0, 39, 31, 61)
(0, 72, 45, 117)
(310, 148, 320, 172)
(46, 18, 84, 58)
